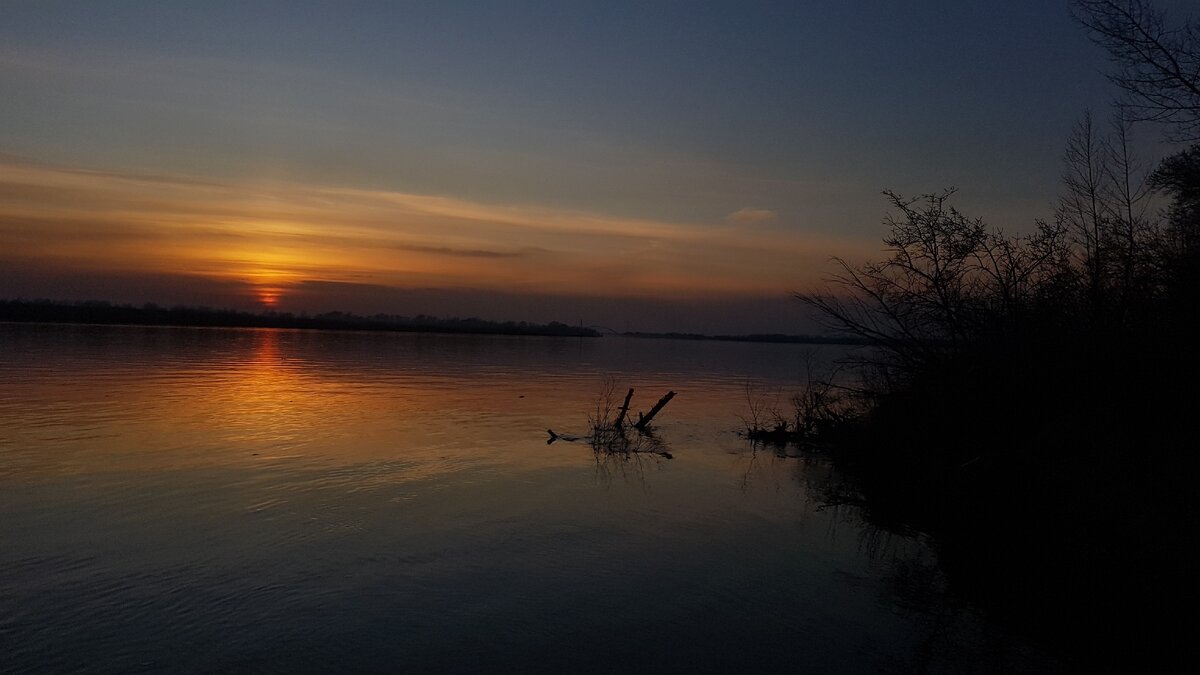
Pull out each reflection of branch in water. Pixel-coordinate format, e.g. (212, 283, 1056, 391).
(547, 425, 674, 460)
(874, 546, 1022, 673)
(737, 446, 761, 492)
(735, 445, 795, 496)
(731, 435, 881, 541)
(590, 427, 673, 488)
(730, 434, 1025, 669)
(590, 444, 666, 488)
(590, 425, 672, 459)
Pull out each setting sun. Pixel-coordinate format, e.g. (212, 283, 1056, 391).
(253, 286, 284, 308)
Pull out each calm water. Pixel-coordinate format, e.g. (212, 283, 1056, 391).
(0, 324, 1057, 673)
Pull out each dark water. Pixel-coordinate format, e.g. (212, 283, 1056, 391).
(0, 324, 1058, 673)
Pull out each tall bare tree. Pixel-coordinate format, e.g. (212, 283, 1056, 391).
(1072, 0, 1200, 141)
(1057, 112, 1112, 307)
(1103, 113, 1156, 316)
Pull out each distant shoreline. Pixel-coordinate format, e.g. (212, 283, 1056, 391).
(617, 331, 865, 345)
(0, 298, 859, 344)
(0, 299, 600, 338)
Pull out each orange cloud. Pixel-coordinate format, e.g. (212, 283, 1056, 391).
(725, 207, 778, 226)
(0, 158, 874, 308)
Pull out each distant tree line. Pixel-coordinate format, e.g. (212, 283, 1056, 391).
(620, 331, 866, 345)
(785, 1, 1198, 665)
(0, 298, 601, 338)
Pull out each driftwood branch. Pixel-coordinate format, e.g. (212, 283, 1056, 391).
(634, 391, 676, 430)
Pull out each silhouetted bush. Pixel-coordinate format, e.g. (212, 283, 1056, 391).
(792, 153, 1199, 670)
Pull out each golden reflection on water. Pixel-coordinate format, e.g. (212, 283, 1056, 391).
(213, 327, 330, 447)
(0, 323, 861, 489)
(0, 327, 589, 480)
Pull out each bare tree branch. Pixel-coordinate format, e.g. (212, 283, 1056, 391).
(1073, 0, 1200, 140)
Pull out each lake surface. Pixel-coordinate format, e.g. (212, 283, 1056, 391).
(0, 323, 1059, 673)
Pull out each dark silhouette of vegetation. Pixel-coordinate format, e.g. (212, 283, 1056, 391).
(739, 353, 852, 447)
(0, 298, 600, 338)
(781, 1, 1199, 666)
(1073, 0, 1200, 140)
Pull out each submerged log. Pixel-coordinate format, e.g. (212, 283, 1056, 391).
(633, 391, 676, 431)
(546, 429, 586, 444)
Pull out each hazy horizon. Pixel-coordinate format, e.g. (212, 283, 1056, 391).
(0, 283, 815, 335)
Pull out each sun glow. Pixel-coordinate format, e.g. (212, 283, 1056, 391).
(255, 286, 284, 308)
(0, 159, 877, 312)
(239, 270, 297, 310)
(217, 246, 324, 310)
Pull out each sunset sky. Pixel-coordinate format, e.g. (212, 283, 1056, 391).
(1, 1, 1184, 332)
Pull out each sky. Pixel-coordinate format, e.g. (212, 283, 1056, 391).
(0, 1, 1190, 333)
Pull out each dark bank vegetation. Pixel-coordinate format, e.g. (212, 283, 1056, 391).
(0, 298, 601, 338)
(779, 0, 1199, 664)
(738, 353, 854, 447)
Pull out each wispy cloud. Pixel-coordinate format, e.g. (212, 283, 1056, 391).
(0, 158, 874, 306)
(725, 207, 778, 226)
(389, 243, 524, 259)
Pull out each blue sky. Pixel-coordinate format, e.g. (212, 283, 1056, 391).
(0, 1, 1190, 331)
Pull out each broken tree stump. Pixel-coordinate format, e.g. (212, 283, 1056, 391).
(633, 391, 676, 431)
(614, 387, 635, 429)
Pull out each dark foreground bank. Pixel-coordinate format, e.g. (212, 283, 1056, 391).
(782, 184, 1199, 667)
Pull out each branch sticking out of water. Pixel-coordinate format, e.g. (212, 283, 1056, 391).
(547, 380, 676, 459)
